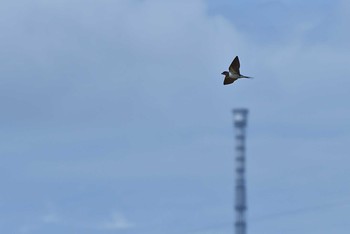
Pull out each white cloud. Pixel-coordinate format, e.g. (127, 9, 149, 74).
(3, 0, 348, 182)
(1, 1, 350, 234)
(98, 212, 134, 230)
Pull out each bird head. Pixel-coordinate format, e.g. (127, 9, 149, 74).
(221, 71, 229, 76)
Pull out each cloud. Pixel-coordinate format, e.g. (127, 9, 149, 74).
(1, 1, 350, 234)
(1, 0, 247, 179)
(0, 0, 244, 134)
(98, 212, 134, 230)
(1, 0, 348, 182)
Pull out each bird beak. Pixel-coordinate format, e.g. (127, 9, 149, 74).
(221, 72, 225, 75)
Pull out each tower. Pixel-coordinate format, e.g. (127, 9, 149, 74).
(233, 108, 248, 234)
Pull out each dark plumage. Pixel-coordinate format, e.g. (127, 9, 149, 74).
(221, 56, 251, 85)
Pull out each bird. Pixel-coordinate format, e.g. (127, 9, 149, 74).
(221, 56, 252, 85)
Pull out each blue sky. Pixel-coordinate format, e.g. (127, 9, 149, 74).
(1, 0, 350, 233)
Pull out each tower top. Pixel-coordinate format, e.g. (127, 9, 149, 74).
(233, 108, 248, 127)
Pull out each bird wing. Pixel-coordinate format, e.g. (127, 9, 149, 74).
(229, 56, 240, 75)
(223, 77, 237, 85)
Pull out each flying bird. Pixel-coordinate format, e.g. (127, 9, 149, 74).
(221, 56, 252, 85)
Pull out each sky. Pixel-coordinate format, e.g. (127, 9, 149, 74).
(1, 0, 350, 233)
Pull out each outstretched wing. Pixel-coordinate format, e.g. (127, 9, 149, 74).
(223, 77, 237, 85)
(229, 56, 240, 75)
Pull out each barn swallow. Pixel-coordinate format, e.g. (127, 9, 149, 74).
(221, 56, 251, 85)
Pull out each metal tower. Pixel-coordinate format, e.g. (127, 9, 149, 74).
(233, 108, 248, 234)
